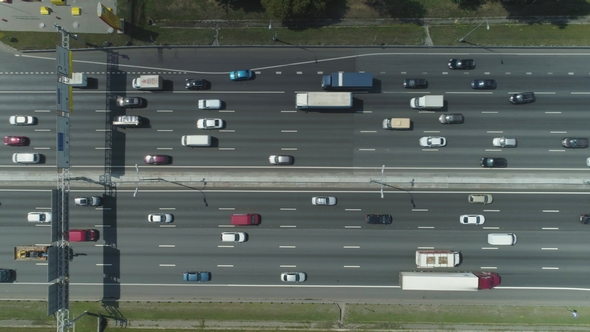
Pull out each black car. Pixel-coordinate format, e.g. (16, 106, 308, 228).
(185, 79, 210, 90)
(480, 157, 507, 168)
(438, 114, 464, 124)
(562, 137, 589, 149)
(509, 92, 535, 105)
(116, 96, 145, 108)
(403, 79, 428, 89)
(580, 214, 590, 224)
(448, 58, 476, 70)
(366, 214, 393, 225)
(471, 79, 497, 90)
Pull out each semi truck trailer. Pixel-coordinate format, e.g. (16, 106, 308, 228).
(399, 271, 501, 291)
(321, 72, 373, 91)
(295, 92, 353, 109)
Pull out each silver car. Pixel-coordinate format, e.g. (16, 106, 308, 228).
(311, 196, 337, 206)
(75, 196, 102, 206)
(419, 136, 446, 148)
(221, 232, 248, 243)
(27, 212, 52, 223)
(269, 155, 294, 165)
(196, 118, 224, 129)
(460, 214, 485, 225)
(492, 137, 517, 148)
(148, 214, 174, 223)
(468, 194, 493, 205)
(9, 115, 34, 126)
(281, 272, 307, 283)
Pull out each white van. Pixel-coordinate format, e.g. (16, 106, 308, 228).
(487, 233, 517, 246)
(12, 153, 40, 164)
(112, 115, 142, 127)
(181, 135, 211, 147)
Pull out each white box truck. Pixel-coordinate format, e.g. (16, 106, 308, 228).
(399, 272, 501, 291)
(181, 135, 211, 147)
(132, 75, 163, 90)
(382, 118, 411, 129)
(59, 72, 88, 87)
(416, 250, 461, 268)
(295, 92, 352, 109)
(410, 95, 444, 109)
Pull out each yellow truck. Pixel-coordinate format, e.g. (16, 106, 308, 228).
(14, 246, 49, 261)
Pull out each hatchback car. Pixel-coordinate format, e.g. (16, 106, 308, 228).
(281, 272, 307, 283)
(144, 155, 172, 165)
(366, 214, 393, 224)
(311, 196, 337, 206)
(492, 137, 517, 148)
(116, 96, 145, 108)
(439, 114, 464, 124)
(9, 115, 35, 126)
(185, 78, 209, 90)
(221, 232, 248, 243)
(509, 92, 535, 105)
(448, 58, 476, 70)
(562, 137, 589, 149)
(480, 157, 507, 168)
(468, 194, 493, 205)
(182, 271, 211, 282)
(27, 212, 52, 223)
(403, 79, 428, 89)
(229, 70, 254, 81)
(4, 136, 28, 146)
(581, 214, 590, 224)
(471, 79, 497, 90)
(460, 214, 485, 225)
(148, 213, 174, 223)
(196, 118, 224, 129)
(75, 196, 102, 206)
(269, 155, 294, 165)
(419, 136, 446, 148)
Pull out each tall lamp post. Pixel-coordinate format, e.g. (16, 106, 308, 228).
(269, 20, 278, 42)
(459, 18, 489, 43)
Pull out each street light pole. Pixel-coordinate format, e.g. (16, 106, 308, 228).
(269, 20, 277, 42)
(458, 18, 490, 43)
(133, 164, 139, 197)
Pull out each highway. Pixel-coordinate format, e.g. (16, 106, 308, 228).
(0, 47, 590, 303)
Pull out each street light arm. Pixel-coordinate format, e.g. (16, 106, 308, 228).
(458, 21, 484, 43)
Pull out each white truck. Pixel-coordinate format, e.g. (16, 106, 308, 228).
(382, 118, 410, 129)
(399, 272, 501, 291)
(416, 250, 461, 268)
(295, 92, 353, 109)
(59, 72, 87, 88)
(181, 135, 211, 147)
(410, 95, 444, 109)
(132, 75, 163, 90)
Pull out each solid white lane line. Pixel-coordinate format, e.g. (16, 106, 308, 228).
(279, 246, 296, 249)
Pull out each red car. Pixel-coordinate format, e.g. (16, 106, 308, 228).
(4, 136, 28, 146)
(144, 155, 171, 165)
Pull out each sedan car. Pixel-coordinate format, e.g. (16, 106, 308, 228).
(580, 214, 590, 225)
(148, 213, 174, 223)
(9, 115, 35, 126)
(460, 214, 485, 225)
(221, 232, 248, 243)
(74, 196, 102, 206)
(27, 212, 52, 223)
(229, 70, 254, 81)
(492, 137, 517, 148)
(144, 154, 172, 165)
(185, 78, 209, 90)
(562, 137, 589, 149)
(468, 194, 493, 205)
(311, 196, 337, 206)
(116, 96, 145, 108)
(471, 79, 497, 90)
(448, 58, 476, 70)
(3, 136, 28, 146)
(196, 118, 224, 129)
(509, 92, 535, 105)
(281, 272, 307, 283)
(366, 214, 393, 224)
(403, 79, 428, 89)
(419, 136, 446, 148)
(269, 155, 294, 165)
(182, 271, 211, 282)
(480, 157, 507, 168)
(439, 114, 464, 124)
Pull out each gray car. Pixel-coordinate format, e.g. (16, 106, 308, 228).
(75, 196, 103, 206)
(311, 196, 337, 206)
(439, 114, 464, 124)
(269, 155, 294, 165)
(562, 137, 589, 149)
(492, 137, 517, 148)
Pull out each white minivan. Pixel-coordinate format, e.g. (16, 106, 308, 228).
(488, 233, 517, 246)
(12, 153, 40, 164)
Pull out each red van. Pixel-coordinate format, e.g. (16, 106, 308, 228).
(231, 213, 260, 226)
(69, 229, 98, 242)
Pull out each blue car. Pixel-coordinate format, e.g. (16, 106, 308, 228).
(182, 271, 211, 282)
(229, 70, 253, 81)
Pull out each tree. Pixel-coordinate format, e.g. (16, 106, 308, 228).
(261, 0, 330, 21)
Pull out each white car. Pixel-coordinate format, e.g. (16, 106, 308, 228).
(221, 232, 248, 243)
(419, 136, 446, 148)
(196, 118, 224, 129)
(269, 155, 293, 165)
(492, 137, 517, 148)
(27, 212, 52, 223)
(311, 196, 337, 206)
(148, 213, 174, 223)
(74, 196, 102, 206)
(281, 272, 307, 283)
(587, 158, 590, 167)
(460, 214, 485, 225)
(9, 115, 34, 126)
(198, 99, 222, 110)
